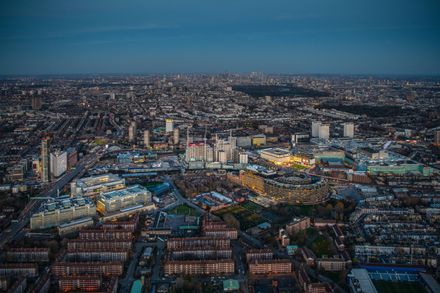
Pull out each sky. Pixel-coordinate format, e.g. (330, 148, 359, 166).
(0, 0, 439, 75)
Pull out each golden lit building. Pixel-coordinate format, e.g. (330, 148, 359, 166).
(240, 171, 328, 205)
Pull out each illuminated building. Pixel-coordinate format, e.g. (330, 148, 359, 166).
(318, 124, 330, 140)
(312, 121, 321, 138)
(58, 277, 101, 292)
(165, 118, 174, 133)
(251, 134, 266, 146)
(260, 148, 291, 164)
(30, 196, 96, 230)
(96, 185, 151, 215)
(51, 262, 124, 277)
(164, 259, 235, 276)
(50, 150, 67, 178)
(143, 130, 150, 148)
(41, 137, 50, 182)
(71, 174, 126, 198)
(248, 259, 292, 274)
(343, 122, 354, 138)
(240, 171, 328, 205)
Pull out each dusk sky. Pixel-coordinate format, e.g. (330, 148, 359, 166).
(1, 0, 439, 75)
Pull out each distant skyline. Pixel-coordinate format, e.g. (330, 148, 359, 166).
(1, 0, 440, 75)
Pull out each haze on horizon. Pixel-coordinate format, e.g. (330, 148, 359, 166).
(1, 0, 439, 76)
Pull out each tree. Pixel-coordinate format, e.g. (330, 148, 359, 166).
(223, 212, 240, 230)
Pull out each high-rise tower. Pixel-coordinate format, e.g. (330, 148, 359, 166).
(41, 137, 50, 183)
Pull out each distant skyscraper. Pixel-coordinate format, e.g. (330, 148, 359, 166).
(312, 121, 321, 138)
(31, 96, 42, 110)
(343, 122, 355, 138)
(50, 150, 67, 178)
(128, 121, 137, 143)
(173, 128, 180, 145)
(165, 119, 174, 133)
(239, 152, 249, 165)
(41, 137, 50, 182)
(435, 130, 440, 146)
(318, 124, 330, 140)
(143, 130, 150, 148)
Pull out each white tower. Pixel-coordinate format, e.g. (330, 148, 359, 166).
(343, 122, 354, 138)
(165, 119, 174, 133)
(173, 128, 180, 145)
(312, 121, 321, 138)
(143, 130, 150, 148)
(318, 124, 330, 140)
(128, 121, 137, 143)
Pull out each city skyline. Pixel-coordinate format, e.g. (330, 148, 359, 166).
(1, 0, 440, 75)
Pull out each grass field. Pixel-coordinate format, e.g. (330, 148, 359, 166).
(373, 281, 426, 293)
(168, 204, 199, 216)
(310, 234, 332, 257)
(214, 204, 265, 230)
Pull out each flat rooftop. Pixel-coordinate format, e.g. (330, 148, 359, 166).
(76, 174, 123, 187)
(261, 148, 291, 156)
(349, 268, 378, 293)
(101, 184, 149, 200)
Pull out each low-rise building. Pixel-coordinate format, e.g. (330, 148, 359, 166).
(164, 259, 235, 276)
(96, 185, 151, 215)
(30, 196, 96, 230)
(71, 174, 126, 198)
(248, 259, 292, 275)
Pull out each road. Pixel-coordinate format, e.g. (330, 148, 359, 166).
(119, 241, 152, 292)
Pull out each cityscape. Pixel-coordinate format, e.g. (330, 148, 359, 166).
(1, 1, 440, 293)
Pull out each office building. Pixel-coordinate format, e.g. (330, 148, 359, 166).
(96, 184, 152, 215)
(260, 148, 291, 164)
(312, 121, 321, 138)
(165, 118, 174, 133)
(31, 96, 42, 110)
(343, 122, 354, 138)
(173, 127, 180, 145)
(128, 121, 136, 143)
(318, 124, 330, 140)
(251, 134, 266, 146)
(41, 137, 50, 182)
(143, 130, 150, 148)
(50, 150, 67, 178)
(239, 152, 249, 164)
(435, 130, 440, 146)
(30, 196, 96, 230)
(71, 174, 126, 198)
